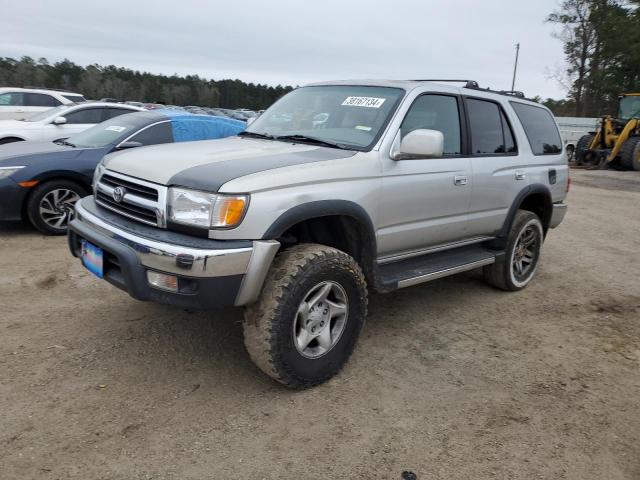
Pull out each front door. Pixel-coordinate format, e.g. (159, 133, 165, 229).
(378, 94, 471, 258)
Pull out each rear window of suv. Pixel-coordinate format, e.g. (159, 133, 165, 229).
(63, 94, 87, 103)
(510, 102, 562, 155)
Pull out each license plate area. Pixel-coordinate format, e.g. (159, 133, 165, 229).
(81, 240, 104, 279)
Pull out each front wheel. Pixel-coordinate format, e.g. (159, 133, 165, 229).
(483, 210, 544, 291)
(26, 180, 87, 235)
(243, 244, 368, 388)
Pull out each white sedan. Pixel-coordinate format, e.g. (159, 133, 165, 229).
(0, 102, 145, 145)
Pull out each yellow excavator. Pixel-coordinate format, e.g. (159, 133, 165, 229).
(575, 93, 640, 170)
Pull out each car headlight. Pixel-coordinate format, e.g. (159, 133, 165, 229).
(92, 163, 105, 193)
(168, 187, 249, 229)
(0, 166, 24, 180)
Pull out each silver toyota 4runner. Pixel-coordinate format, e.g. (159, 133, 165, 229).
(68, 80, 568, 388)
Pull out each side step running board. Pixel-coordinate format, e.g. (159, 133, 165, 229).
(377, 244, 501, 291)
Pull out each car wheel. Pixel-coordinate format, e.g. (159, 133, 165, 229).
(483, 210, 544, 291)
(26, 180, 87, 235)
(243, 243, 368, 389)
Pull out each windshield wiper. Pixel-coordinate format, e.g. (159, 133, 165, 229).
(273, 134, 347, 150)
(54, 139, 76, 148)
(238, 131, 276, 140)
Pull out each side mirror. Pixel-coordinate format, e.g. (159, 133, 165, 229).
(116, 141, 144, 150)
(53, 116, 67, 125)
(392, 129, 444, 160)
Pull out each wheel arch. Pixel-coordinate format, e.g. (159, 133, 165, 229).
(262, 200, 378, 284)
(21, 173, 92, 218)
(497, 184, 553, 241)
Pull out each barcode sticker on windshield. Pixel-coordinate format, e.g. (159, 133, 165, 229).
(105, 126, 126, 132)
(341, 97, 386, 108)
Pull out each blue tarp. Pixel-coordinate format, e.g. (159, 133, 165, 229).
(155, 109, 246, 142)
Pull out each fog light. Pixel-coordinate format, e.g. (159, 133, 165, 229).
(147, 271, 178, 292)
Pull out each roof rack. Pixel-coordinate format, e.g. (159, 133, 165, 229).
(409, 79, 527, 99)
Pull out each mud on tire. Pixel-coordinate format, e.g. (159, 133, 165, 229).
(242, 243, 368, 389)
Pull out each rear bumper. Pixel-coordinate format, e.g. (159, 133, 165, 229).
(68, 197, 279, 309)
(549, 202, 567, 229)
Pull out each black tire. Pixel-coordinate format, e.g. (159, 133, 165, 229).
(565, 144, 575, 162)
(0, 137, 24, 145)
(483, 210, 544, 291)
(243, 243, 368, 389)
(619, 136, 640, 171)
(574, 134, 594, 166)
(26, 180, 87, 235)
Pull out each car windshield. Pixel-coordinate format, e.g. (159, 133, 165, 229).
(245, 85, 405, 150)
(24, 105, 73, 122)
(66, 113, 152, 148)
(619, 96, 640, 121)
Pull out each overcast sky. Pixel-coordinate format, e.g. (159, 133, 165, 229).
(2, 0, 567, 99)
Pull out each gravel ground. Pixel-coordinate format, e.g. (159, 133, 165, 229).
(1, 169, 639, 480)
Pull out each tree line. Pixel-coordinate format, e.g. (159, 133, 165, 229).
(0, 56, 293, 110)
(546, 0, 640, 117)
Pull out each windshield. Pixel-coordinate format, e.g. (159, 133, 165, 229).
(66, 113, 152, 148)
(24, 104, 73, 122)
(245, 85, 405, 150)
(619, 96, 640, 121)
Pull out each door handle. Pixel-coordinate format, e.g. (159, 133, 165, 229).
(515, 170, 526, 180)
(454, 175, 468, 186)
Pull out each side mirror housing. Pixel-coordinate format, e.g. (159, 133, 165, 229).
(392, 129, 444, 160)
(116, 141, 144, 150)
(53, 116, 67, 125)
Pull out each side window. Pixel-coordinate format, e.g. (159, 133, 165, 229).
(0, 92, 24, 106)
(467, 98, 515, 155)
(103, 108, 134, 121)
(129, 122, 173, 146)
(510, 102, 562, 155)
(25, 93, 61, 107)
(65, 108, 105, 124)
(400, 94, 461, 155)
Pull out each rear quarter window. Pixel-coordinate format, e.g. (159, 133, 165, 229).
(510, 102, 562, 155)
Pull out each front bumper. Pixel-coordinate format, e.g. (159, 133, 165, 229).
(68, 197, 279, 309)
(549, 202, 567, 229)
(0, 177, 28, 221)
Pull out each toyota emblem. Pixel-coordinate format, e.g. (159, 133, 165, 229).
(112, 186, 126, 203)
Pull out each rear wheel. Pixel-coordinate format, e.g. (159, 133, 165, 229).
(574, 134, 594, 166)
(619, 136, 640, 171)
(243, 244, 368, 389)
(26, 180, 87, 235)
(484, 210, 544, 291)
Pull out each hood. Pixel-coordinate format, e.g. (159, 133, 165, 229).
(103, 136, 356, 191)
(0, 141, 76, 164)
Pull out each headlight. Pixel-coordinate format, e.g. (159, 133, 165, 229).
(0, 166, 24, 180)
(168, 187, 248, 229)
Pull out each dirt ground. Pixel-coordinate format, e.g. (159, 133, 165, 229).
(1, 169, 639, 480)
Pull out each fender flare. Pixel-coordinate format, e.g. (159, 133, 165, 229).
(262, 199, 378, 279)
(498, 183, 553, 239)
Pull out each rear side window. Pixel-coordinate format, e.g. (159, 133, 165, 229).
(510, 102, 562, 155)
(129, 121, 173, 145)
(62, 95, 87, 103)
(65, 107, 105, 124)
(0, 92, 24, 106)
(466, 98, 516, 155)
(400, 94, 461, 155)
(103, 108, 135, 120)
(25, 93, 61, 107)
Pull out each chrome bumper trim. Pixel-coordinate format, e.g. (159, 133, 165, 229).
(75, 199, 253, 278)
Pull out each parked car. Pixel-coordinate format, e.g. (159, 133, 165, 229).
(0, 87, 87, 120)
(0, 110, 245, 234)
(67, 79, 569, 388)
(0, 102, 144, 145)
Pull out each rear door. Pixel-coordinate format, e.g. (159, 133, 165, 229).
(465, 97, 523, 237)
(0, 91, 25, 120)
(378, 93, 472, 257)
(23, 93, 62, 119)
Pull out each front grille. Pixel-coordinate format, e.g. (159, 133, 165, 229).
(95, 170, 166, 227)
